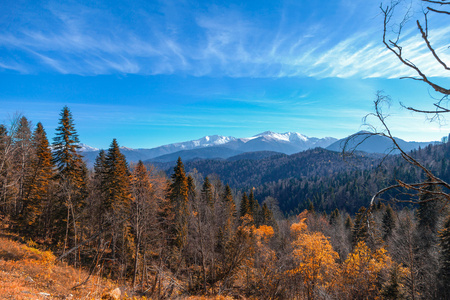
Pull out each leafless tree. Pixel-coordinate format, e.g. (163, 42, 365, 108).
(345, 0, 450, 208)
(381, 0, 450, 117)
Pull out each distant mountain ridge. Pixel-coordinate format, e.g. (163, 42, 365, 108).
(79, 130, 440, 166)
(325, 131, 439, 154)
(80, 131, 338, 165)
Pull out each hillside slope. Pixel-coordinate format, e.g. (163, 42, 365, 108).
(0, 230, 131, 299)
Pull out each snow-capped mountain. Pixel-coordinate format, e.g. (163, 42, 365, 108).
(218, 131, 337, 155)
(251, 131, 308, 142)
(167, 135, 236, 150)
(77, 143, 99, 152)
(78, 130, 441, 166)
(79, 131, 337, 165)
(86, 131, 338, 165)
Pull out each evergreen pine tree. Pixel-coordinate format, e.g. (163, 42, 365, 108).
(52, 106, 87, 252)
(201, 176, 213, 208)
(168, 157, 189, 249)
(103, 139, 132, 215)
(223, 185, 236, 220)
(261, 202, 277, 229)
(382, 264, 407, 299)
(351, 207, 380, 248)
(307, 200, 315, 213)
(417, 180, 441, 239)
(415, 179, 442, 298)
(89, 149, 107, 232)
(239, 192, 249, 219)
(103, 139, 133, 265)
(329, 208, 340, 225)
(22, 122, 55, 236)
(382, 204, 396, 241)
(438, 215, 450, 299)
(187, 175, 196, 203)
(249, 189, 260, 219)
(345, 215, 353, 230)
(94, 150, 107, 182)
(52, 106, 85, 183)
(222, 184, 236, 242)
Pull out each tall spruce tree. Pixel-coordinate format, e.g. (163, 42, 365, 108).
(53, 107, 85, 182)
(201, 176, 214, 208)
(438, 215, 450, 299)
(94, 150, 107, 183)
(21, 122, 55, 236)
(417, 180, 441, 237)
(382, 204, 396, 241)
(248, 189, 260, 217)
(187, 175, 196, 203)
(103, 139, 132, 216)
(219, 184, 237, 248)
(89, 150, 107, 232)
(52, 106, 87, 255)
(223, 185, 236, 222)
(351, 207, 381, 249)
(168, 157, 189, 249)
(240, 192, 249, 219)
(261, 203, 276, 228)
(104, 139, 133, 262)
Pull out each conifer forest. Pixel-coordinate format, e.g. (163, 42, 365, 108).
(0, 106, 449, 299)
(2, 1, 450, 299)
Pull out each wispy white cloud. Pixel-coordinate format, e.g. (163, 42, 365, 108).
(1, 0, 449, 79)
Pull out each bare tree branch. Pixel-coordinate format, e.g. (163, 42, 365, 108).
(427, 6, 450, 14)
(416, 19, 450, 71)
(345, 92, 450, 209)
(381, 3, 450, 96)
(422, 0, 450, 5)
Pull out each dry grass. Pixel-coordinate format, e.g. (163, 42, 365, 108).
(0, 233, 123, 299)
(0, 233, 240, 300)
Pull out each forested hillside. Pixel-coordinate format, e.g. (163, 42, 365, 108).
(1, 108, 450, 299)
(256, 142, 450, 214)
(151, 142, 449, 215)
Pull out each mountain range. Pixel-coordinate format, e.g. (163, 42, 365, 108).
(80, 131, 338, 165)
(79, 131, 440, 166)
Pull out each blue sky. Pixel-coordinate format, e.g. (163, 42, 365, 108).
(1, 0, 449, 149)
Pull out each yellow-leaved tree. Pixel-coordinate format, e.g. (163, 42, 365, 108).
(289, 216, 339, 300)
(251, 225, 279, 298)
(338, 240, 392, 299)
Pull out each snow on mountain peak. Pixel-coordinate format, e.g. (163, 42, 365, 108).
(252, 131, 309, 143)
(172, 135, 237, 149)
(120, 146, 135, 151)
(77, 143, 99, 152)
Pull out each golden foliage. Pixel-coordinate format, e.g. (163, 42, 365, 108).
(338, 241, 392, 299)
(289, 217, 339, 299)
(290, 218, 307, 235)
(254, 225, 274, 242)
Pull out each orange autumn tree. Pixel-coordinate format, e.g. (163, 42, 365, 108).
(338, 241, 392, 299)
(251, 225, 280, 297)
(289, 215, 339, 300)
